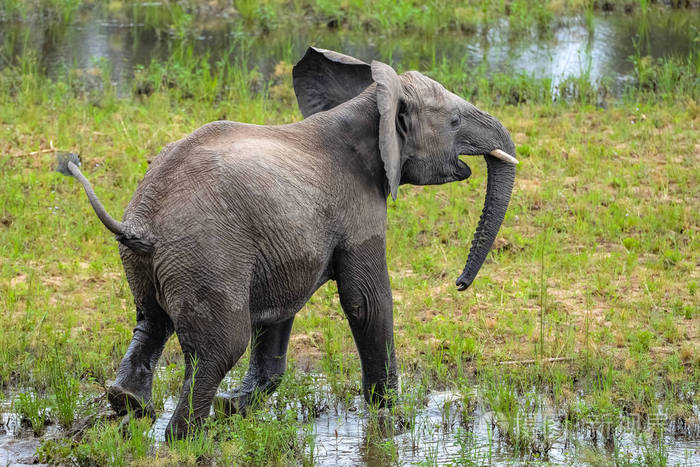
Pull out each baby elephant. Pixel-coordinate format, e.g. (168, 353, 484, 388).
(60, 47, 517, 439)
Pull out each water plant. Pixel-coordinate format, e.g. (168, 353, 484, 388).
(14, 391, 49, 435)
(48, 353, 80, 427)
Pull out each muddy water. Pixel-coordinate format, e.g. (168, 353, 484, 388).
(147, 374, 700, 465)
(3, 380, 700, 464)
(0, 397, 50, 466)
(151, 390, 700, 465)
(309, 392, 700, 465)
(0, 6, 697, 96)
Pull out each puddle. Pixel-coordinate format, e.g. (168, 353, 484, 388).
(0, 6, 697, 97)
(0, 438, 44, 467)
(0, 397, 53, 467)
(147, 371, 700, 465)
(149, 396, 178, 444)
(312, 390, 700, 465)
(310, 390, 473, 465)
(2, 375, 700, 465)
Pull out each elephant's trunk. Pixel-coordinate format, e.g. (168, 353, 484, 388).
(456, 154, 516, 291)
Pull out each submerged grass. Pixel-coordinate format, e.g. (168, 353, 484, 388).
(14, 391, 49, 435)
(0, 12, 699, 464)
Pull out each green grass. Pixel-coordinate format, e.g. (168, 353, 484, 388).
(2, 0, 697, 35)
(1, 7, 699, 464)
(14, 391, 49, 435)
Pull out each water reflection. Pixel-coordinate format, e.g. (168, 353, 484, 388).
(1, 7, 697, 96)
(145, 385, 700, 465)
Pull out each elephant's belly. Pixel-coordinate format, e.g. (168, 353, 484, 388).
(248, 248, 334, 325)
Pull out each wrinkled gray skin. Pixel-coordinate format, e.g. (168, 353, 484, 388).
(61, 48, 516, 440)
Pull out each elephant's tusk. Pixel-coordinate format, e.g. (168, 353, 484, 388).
(489, 149, 519, 165)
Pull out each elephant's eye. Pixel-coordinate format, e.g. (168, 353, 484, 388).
(450, 114, 461, 128)
(397, 111, 410, 137)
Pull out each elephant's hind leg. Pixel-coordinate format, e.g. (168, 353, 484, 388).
(108, 303, 173, 418)
(109, 257, 174, 418)
(165, 286, 250, 441)
(215, 317, 294, 416)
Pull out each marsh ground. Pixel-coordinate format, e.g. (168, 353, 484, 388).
(0, 0, 699, 465)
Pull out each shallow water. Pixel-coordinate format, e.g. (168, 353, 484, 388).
(0, 5, 697, 96)
(147, 374, 700, 465)
(2, 378, 699, 465)
(0, 397, 51, 466)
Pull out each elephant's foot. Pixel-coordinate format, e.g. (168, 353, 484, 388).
(109, 314, 172, 420)
(214, 388, 256, 417)
(214, 365, 285, 417)
(107, 383, 155, 419)
(214, 376, 282, 417)
(363, 378, 399, 410)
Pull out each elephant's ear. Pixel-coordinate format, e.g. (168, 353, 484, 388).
(293, 47, 373, 118)
(372, 60, 402, 201)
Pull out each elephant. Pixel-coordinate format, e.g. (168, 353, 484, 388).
(58, 47, 517, 440)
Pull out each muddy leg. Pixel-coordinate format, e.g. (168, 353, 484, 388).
(336, 242, 397, 407)
(215, 317, 294, 416)
(165, 290, 250, 441)
(108, 302, 173, 418)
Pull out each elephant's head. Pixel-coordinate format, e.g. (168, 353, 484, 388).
(293, 47, 518, 291)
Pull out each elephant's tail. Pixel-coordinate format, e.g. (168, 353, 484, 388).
(56, 152, 154, 254)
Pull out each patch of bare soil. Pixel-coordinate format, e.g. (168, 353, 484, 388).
(289, 332, 324, 371)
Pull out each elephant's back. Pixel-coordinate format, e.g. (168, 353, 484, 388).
(121, 119, 342, 257)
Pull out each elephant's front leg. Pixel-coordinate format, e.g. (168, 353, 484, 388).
(215, 318, 294, 416)
(336, 242, 397, 406)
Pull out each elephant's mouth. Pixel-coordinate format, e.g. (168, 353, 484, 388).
(455, 157, 472, 180)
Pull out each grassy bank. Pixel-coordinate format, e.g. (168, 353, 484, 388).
(1, 38, 699, 465)
(2, 0, 699, 35)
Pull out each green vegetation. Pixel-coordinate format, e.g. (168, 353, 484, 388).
(2, 0, 697, 34)
(1, 0, 699, 464)
(14, 391, 49, 435)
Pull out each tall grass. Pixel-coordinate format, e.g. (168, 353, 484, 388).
(48, 352, 80, 427)
(629, 51, 700, 101)
(15, 391, 49, 435)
